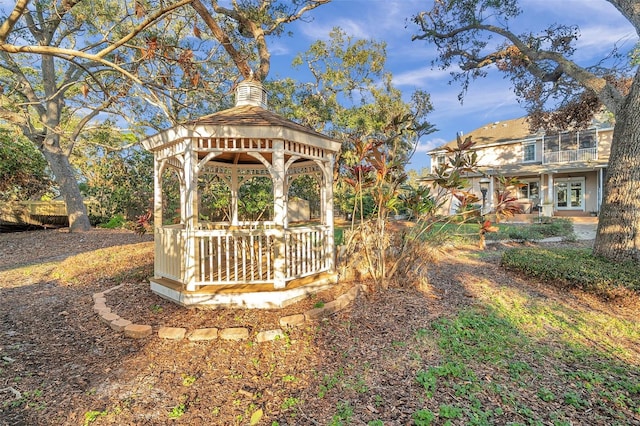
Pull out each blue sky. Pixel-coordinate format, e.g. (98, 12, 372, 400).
(266, 0, 638, 170)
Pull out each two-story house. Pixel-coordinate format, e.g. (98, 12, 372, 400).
(427, 115, 614, 217)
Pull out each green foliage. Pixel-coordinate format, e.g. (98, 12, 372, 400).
(98, 214, 127, 229)
(238, 177, 273, 221)
(83, 410, 107, 425)
(528, 218, 574, 237)
(199, 175, 231, 222)
(484, 219, 574, 241)
(80, 145, 153, 224)
(412, 408, 435, 426)
(416, 362, 476, 397)
(329, 401, 353, 425)
(505, 227, 545, 242)
(439, 404, 463, 420)
(281, 397, 301, 411)
(0, 128, 53, 202)
(168, 403, 186, 419)
(501, 247, 640, 298)
(431, 307, 529, 363)
(537, 388, 556, 402)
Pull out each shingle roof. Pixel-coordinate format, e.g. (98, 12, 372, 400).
(188, 104, 331, 141)
(431, 117, 535, 152)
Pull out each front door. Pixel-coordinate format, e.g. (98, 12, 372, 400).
(555, 177, 585, 211)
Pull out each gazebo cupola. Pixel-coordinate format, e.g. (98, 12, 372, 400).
(141, 79, 341, 308)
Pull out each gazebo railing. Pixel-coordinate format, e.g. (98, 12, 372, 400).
(155, 225, 184, 282)
(194, 228, 276, 285)
(285, 225, 329, 279)
(154, 224, 332, 288)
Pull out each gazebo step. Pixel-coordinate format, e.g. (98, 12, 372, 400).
(149, 272, 338, 309)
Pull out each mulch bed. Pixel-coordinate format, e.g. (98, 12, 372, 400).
(0, 228, 637, 425)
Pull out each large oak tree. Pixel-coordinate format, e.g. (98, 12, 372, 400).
(0, 0, 330, 231)
(0, 0, 196, 231)
(413, 0, 640, 263)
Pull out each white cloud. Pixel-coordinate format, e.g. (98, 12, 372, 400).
(392, 66, 450, 87)
(269, 40, 291, 56)
(415, 137, 445, 153)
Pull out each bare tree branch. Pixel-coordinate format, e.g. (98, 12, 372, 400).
(0, 0, 29, 43)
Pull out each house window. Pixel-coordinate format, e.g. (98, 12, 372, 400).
(523, 143, 536, 162)
(433, 154, 446, 172)
(518, 181, 540, 201)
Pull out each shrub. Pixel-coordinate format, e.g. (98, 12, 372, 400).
(501, 248, 640, 298)
(528, 218, 574, 238)
(506, 228, 545, 242)
(99, 214, 127, 229)
(485, 219, 573, 242)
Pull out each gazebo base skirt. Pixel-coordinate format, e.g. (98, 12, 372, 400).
(149, 272, 338, 309)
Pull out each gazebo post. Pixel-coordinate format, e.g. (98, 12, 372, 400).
(230, 167, 239, 226)
(184, 140, 198, 291)
(272, 141, 287, 289)
(153, 156, 164, 279)
(323, 157, 336, 270)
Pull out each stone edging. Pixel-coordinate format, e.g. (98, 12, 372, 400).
(92, 284, 364, 343)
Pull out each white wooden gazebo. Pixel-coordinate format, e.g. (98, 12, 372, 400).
(141, 80, 341, 308)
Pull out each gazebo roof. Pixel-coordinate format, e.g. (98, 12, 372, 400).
(141, 104, 340, 154)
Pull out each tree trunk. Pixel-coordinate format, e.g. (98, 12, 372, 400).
(593, 70, 640, 263)
(41, 144, 91, 232)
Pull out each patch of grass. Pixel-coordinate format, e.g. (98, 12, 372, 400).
(181, 374, 196, 387)
(84, 410, 107, 425)
(281, 397, 301, 411)
(431, 307, 530, 363)
(537, 387, 555, 402)
(501, 247, 640, 298)
(416, 361, 475, 397)
(412, 408, 435, 425)
(149, 304, 163, 314)
(168, 403, 186, 419)
(329, 401, 353, 425)
(438, 404, 463, 420)
(318, 368, 344, 398)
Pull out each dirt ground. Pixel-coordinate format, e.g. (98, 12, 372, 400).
(0, 228, 638, 425)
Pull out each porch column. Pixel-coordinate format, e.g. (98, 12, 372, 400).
(184, 140, 198, 291)
(272, 141, 287, 289)
(542, 173, 555, 217)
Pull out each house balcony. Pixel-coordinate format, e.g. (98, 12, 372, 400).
(543, 147, 597, 164)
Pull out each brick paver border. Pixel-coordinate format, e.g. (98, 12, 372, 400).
(92, 283, 365, 342)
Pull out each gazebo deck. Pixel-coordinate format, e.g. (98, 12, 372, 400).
(150, 271, 338, 308)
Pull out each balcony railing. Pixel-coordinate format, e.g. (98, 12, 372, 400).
(543, 147, 597, 164)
